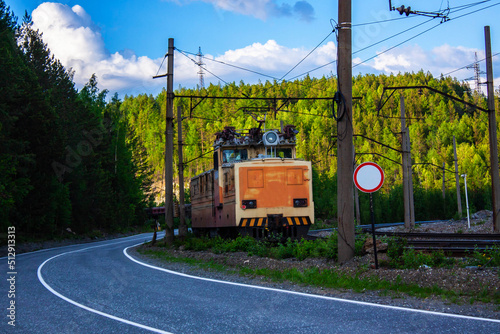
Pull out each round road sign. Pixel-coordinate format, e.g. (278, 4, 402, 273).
(353, 162, 385, 193)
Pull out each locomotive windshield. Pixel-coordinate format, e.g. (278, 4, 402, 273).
(222, 149, 248, 163)
(277, 148, 292, 159)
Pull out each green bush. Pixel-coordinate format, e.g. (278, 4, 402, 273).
(387, 237, 407, 260)
(467, 246, 500, 268)
(389, 247, 456, 269)
(175, 232, 340, 261)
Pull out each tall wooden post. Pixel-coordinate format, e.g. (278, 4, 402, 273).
(164, 38, 175, 244)
(407, 128, 415, 226)
(453, 136, 462, 217)
(337, 0, 355, 262)
(401, 95, 410, 228)
(442, 163, 446, 199)
(177, 106, 187, 237)
(353, 148, 361, 225)
(485, 26, 500, 233)
(400, 95, 415, 228)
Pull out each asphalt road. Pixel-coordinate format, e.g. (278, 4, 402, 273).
(2, 232, 499, 333)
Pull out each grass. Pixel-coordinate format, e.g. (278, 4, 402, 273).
(137, 242, 500, 305)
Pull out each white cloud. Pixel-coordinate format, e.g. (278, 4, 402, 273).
(357, 43, 500, 93)
(200, 40, 337, 82)
(30, 2, 331, 94)
(363, 44, 481, 77)
(30, 3, 499, 96)
(32, 3, 161, 96)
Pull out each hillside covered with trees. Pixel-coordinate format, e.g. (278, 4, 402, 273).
(122, 71, 499, 225)
(0, 3, 150, 240)
(2, 1, 499, 240)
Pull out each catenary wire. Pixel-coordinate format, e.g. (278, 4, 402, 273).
(173, 1, 499, 113)
(176, 48, 280, 81)
(449, 1, 500, 20)
(442, 52, 500, 77)
(353, 21, 443, 69)
(279, 30, 335, 81)
(286, 1, 499, 88)
(287, 16, 437, 81)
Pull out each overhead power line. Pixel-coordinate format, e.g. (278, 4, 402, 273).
(176, 48, 279, 81)
(442, 52, 500, 77)
(353, 21, 443, 69)
(279, 30, 335, 81)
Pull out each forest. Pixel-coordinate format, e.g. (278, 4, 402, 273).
(0, 3, 150, 240)
(124, 72, 498, 226)
(2, 1, 499, 241)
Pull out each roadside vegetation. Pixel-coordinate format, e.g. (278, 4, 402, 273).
(138, 233, 500, 305)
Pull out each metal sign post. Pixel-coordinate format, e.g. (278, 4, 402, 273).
(354, 162, 385, 269)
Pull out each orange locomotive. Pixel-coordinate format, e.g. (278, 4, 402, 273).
(190, 125, 314, 239)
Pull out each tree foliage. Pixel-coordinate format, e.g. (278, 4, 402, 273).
(121, 72, 498, 224)
(2, 0, 498, 236)
(0, 2, 149, 239)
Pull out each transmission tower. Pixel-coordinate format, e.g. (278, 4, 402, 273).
(466, 52, 485, 93)
(196, 47, 205, 89)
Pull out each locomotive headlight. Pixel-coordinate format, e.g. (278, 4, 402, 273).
(293, 198, 308, 207)
(242, 200, 257, 209)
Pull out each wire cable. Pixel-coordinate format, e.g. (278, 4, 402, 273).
(353, 21, 443, 69)
(176, 49, 231, 86)
(442, 52, 500, 77)
(287, 16, 436, 81)
(155, 54, 167, 77)
(448, 0, 500, 20)
(279, 30, 335, 81)
(287, 1, 499, 89)
(351, 15, 417, 27)
(176, 48, 280, 81)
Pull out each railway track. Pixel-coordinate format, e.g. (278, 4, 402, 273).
(308, 229, 500, 256)
(369, 231, 500, 256)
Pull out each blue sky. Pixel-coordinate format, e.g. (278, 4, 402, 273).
(6, 0, 500, 97)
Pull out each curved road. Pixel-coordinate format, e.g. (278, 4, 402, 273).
(2, 233, 499, 333)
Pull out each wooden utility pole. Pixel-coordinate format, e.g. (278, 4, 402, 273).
(401, 95, 410, 228)
(484, 26, 500, 233)
(353, 149, 361, 225)
(400, 95, 415, 229)
(453, 136, 462, 217)
(165, 38, 175, 244)
(337, 0, 355, 262)
(442, 163, 446, 199)
(177, 106, 188, 237)
(407, 130, 415, 225)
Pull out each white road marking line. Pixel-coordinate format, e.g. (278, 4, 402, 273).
(0, 232, 159, 259)
(37, 240, 173, 334)
(124, 244, 500, 324)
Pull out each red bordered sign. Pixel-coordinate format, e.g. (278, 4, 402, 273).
(353, 162, 385, 193)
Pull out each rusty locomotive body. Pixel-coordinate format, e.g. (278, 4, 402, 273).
(190, 125, 314, 239)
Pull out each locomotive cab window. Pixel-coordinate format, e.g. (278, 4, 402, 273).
(277, 148, 292, 159)
(222, 149, 248, 163)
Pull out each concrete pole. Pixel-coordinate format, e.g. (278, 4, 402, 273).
(353, 148, 361, 225)
(484, 26, 500, 233)
(406, 128, 415, 227)
(400, 95, 411, 229)
(442, 163, 446, 199)
(177, 106, 187, 238)
(453, 136, 463, 217)
(164, 38, 175, 245)
(337, 0, 355, 262)
(462, 174, 471, 229)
